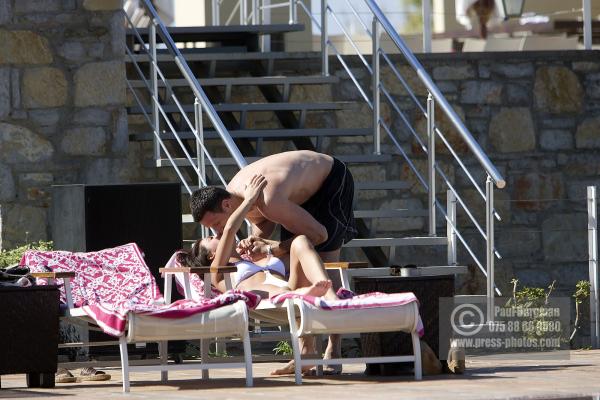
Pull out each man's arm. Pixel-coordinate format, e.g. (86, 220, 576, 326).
(259, 196, 328, 246)
(251, 217, 276, 239)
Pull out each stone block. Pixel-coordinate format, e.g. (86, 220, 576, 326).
(61, 127, 107, 155)
(22, 67, 68, 108)
(490, 63, 534, 79)
(542, 213, 587, 262)
(380, 65, 428, 97)
(413, 103, 469, 155)
(336, 102, 390, 130)
(18, 172, 53, 203)
(74, 61, 125, 107)
(512, 172, 564, 211)
(110, 12, 125, 57)
(572, 61, 600, 72)
(563, 154, 600, 177)
(505, 83, 530, 105)
(489, 107, 535, 153)
(0, 203, 48, 250)
(400, 159, 454, 195)
(0, 30, 53, 64)
(10, 68, 19, 108)
(0, 162, 15, 201)
(111, 108, 128, 154)
(289, 83, 332, 103)
(58, 41, 85, 62)
(540, 117, 576, 129)
(73, 108, 110, 125)
(534, 66, 583, 114)
(0, 122, 54, 163)
(433, 64, 475, 80)
(567, 179, 600, 201)
(14, 0, 61, 13)
(460, 81, 503, 105)
(585, 79, 600, 99)
(457, 188, 511, 226)
(497, 229, 541, 258)
(29, 109, 62, 127)
(540, 129, 573, 151)
(83, 0, 123, 11)
(0, 67, 9, 118)
(575, 116, 600, 149)
(0, 0, 11, 25)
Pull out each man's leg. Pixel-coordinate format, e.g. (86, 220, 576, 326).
(318, 249, 343, 374)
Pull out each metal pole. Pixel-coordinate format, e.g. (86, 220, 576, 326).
(427, 93, 436, 235)
(447, 190, 457, 266)
(372, 17, 381, 155)
(588, 186, 599, 348)
(150, 22, 160, 162)
(289, 0, 297, 24)
(422, 0, 432, 53)
(195, 98, 209, 239)
(321, 0, 329, 76)
(252, 0, 259, 24)
(261, 0, 271, 51)
(240, 0, 247, 25)
(212, 0, 219, 25)
(486, 176, 495, 322)
(583, 0, 592, 50)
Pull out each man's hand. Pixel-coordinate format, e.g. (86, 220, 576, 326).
(237, 235, 273, 262)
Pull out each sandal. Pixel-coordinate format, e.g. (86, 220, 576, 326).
(55, 368, 76, 383)
(76, 367, 111, 382)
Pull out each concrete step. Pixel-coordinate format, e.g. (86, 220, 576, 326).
(130, 128, 371, 142)
(127, 51, 321, 63)
(151, 154, 392, 168)
(344, 236, 447, 247)
(127, 75, 339, 88)
(128, 101, 356, 114)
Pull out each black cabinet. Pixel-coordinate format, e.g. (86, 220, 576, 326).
(0, 286, 60, 388)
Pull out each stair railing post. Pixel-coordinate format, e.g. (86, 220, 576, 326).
(372, 17, 381, 155)
(321, 0, 329, 76)
(422, 0, 432, 53)
(427, 93, 436, 236)
(212, 0, 220, 25)
(240, 0, 247, 25)
(486, 176, 495, 323)
(289, 0, 297, 24)
(583, 0, 592, 50)
(588, 186, 599, 348)
(195, 98, 209, 239)
(150, 21, 160, 162)
(252, 0, 259, 24)
(261, 0, 271, 51)
(447, 190, 457, 266)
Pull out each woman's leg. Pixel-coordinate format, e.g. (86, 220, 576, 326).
(287, 235, 337, 301)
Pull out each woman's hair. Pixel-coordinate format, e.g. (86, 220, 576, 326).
(176, 238, 212, 268)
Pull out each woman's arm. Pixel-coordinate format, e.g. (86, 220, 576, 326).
(211, 174, 267, 268)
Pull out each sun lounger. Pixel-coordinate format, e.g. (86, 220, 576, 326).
(21, 243, 259, 392)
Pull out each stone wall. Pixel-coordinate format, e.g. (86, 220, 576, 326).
(0, 0, 133, 249)
(316, 50, 600, 301)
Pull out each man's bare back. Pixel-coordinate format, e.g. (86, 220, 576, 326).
(227, 151, 333, 224)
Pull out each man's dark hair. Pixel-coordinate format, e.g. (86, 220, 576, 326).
(190, 186, 231, 222)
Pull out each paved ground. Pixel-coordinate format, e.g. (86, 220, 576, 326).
(1, 351, 600, 399)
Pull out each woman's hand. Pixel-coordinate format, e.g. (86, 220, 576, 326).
(243, 174, 267, 205)
(237, 235, 274, 262)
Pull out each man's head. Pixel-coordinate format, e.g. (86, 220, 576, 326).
(190, 186, 233, 234)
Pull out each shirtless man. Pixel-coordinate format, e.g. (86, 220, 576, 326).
(190, 150, 358, 375)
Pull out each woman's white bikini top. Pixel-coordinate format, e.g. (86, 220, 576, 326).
(233, 257, 286, 286)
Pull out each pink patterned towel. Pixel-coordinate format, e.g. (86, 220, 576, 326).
(20, 243, 260, 337)
(271, 288, 424, 336)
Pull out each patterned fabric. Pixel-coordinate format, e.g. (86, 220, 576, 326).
(271, 288, 425, 337)
(21, 243, 260, 337)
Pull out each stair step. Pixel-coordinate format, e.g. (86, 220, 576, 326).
(182, 208, 425, 223)
(396, 265, 469, 276)
(152, 154, 391, 168)
(127, 75, 339, 88)
(128, 102, 355, 114)
(130, 128, 372, 142)
(353, 209, 427, 218)
(127, 51, 320, 63)
(344, 237, 447, 247)
(355, 180, 411, 191)
(128, 24, 305, 43)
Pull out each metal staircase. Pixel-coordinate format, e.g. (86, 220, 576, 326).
(124, 0, 506, 316)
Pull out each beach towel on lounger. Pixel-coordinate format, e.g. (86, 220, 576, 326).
(20, 243, 260, 337)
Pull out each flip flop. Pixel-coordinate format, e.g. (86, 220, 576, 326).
(55, 368, 76, 383)
(76, 367, 111, 382)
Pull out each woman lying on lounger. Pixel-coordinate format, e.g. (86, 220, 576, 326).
(176, 174, 339, 375)
(177, 173, 338, 301)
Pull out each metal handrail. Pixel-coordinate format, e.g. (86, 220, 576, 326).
(364, 0, 505, 189)
(138, 0, 247, 170)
